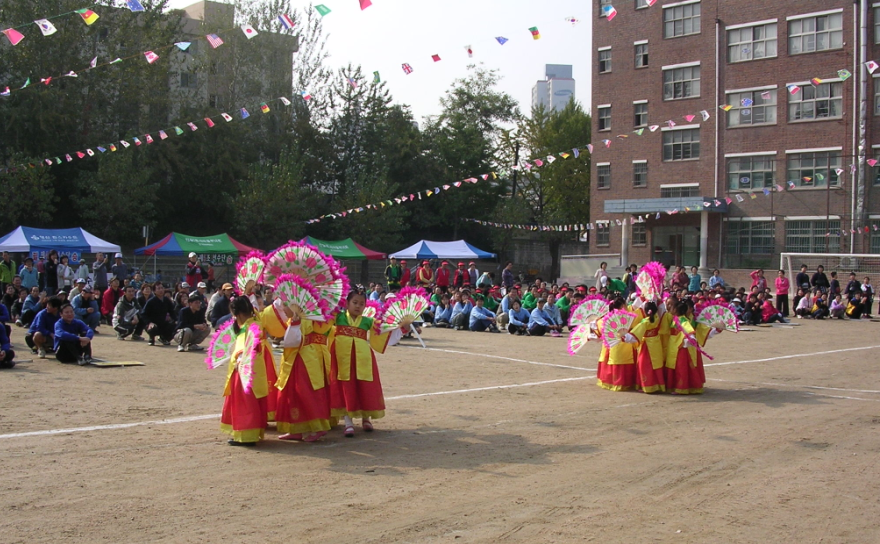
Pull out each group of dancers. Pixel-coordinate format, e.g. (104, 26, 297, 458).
(216, 244, 414, 447)
(585, 262, 727, 395)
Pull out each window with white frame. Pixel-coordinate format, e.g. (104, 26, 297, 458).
(599, 0, 613, 17)
(871, 220, 880, 253)
(636, 0, 651, 8)
(728, 22, 778, 62)
(660, 186, 700, 198)
(876, 7, 880, 44)
(596, 223, 610, 246)
(598, 106, 611, 131)
(633, 162, 648, 187)
(788, 12, 843, 54)
(872, 152, 880, 185)
(597, 164, 611, 189)
(664, 2, 701, 38)
(599, 49, 612, 73)
(727, 221, 776, 254)
(726, 89, 777, 127)
(875, 78, 880, 115)
(635, 43, 649, 67)
(632, 223, 647, 246)
(786, 151, 841, 188)
(634, 103, 648, 127)
(785, 220, 841, 253)
(788, 82, 843, 121)
(727, 156, 776, 190)
(663, 65, 700, 100)
(663, 128, 700, 161)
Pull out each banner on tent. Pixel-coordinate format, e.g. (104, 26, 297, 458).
(30, 249, 82, 265)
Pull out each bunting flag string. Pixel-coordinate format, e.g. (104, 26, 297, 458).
(464, 218, 596, 232)
(0, 94, 298, 175)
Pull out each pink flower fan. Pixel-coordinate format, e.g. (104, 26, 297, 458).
(274, 273, 330, 321)
(235, 251, 266, 295)
(568, 294, 610, 327)
(636, 261, 667, 300)
(205, 319, 237, 370)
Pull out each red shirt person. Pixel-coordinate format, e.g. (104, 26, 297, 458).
(185, 252, 204, 287)
(435, 261, 451, 291)
(400, 260, 411, 287)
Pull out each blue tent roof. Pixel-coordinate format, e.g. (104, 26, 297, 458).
(389, 240, 496, 260)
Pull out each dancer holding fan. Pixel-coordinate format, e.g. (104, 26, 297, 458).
(593, 297, 639, 391)
(665, 302, 723, 395)
(628, 301, 669, 393)
(330, 289, 413, 437)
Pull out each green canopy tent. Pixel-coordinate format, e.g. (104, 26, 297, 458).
(299, 237, 386, 260)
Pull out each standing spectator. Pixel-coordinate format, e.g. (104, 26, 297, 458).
(708, 269, 725, 289)
(468, 297, 498, 332)
(688, 266, 702, 293)
(0, 251, 16, 291)
(775, 270, 790, 317)
(416, 261, 434, 292)
(844, 272, 861, 302)
(467, 262, 479, 288)
(19, 258, 39, 291)
(399, 260, 411, 287)
(209, 283, 234, 327)
(26, 296, 61, 358)
(0, 316, 15, 369)
(594, 262, 609, 291)
(435, 261, 451, 293)
(54, 303, 94, 365)
(750, 269, 767, 293)
(384, 257, 402, 291)
(75, 260, 90, 284)
(507, 300, 531, 335)
(828, 271, 841, 298)
(142, 283, 176, 346)
(111, 253, 129, 283)
(795, 264, 810, 291)
(92, 252, 109, 295)
(862, 277, 874, 317)
(205, 262, 215, 293)
(501, 262, 515, 292)
(184, 253, 204, 287)
(175, 295, 210, 352)
(71, 287, 101, 333)
(113, 285, 144, 341)
(44, 250, 59, 295)
(452, 262, 470, 289)
(811, 265, 830, 293)
(56, 255, 74, 291)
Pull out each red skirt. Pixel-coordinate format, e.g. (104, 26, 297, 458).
(262, 347, 278, 421)
(635, 347, 666, 393)
(664, 349, 706, 394)
(276, 355, 331, 434)
(220, 373, 268, 443)
(329, 344, 386, 419)
(596, 356, 637, 392)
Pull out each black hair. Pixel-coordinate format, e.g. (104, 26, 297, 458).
(674, 302, 689, 316)
(610, 296, 626, 310)
(231, 296, 254, 317)
(47, 296, 62, 309)
(188, 294, 201, 303)
(644, 301, 658, 323)
(59, 303, 73, 314)
(347, 289, 366, 302)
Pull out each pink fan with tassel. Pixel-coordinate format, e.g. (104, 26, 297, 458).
(601, 309, 638, 349)
(235, 251, 266, 295)
(379, 286, 429, 333)
(568, 294, 609, 327)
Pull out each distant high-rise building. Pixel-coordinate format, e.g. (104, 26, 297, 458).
(532, 64, 576, 112)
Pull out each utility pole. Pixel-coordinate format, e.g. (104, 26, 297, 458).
(511, 141, 520, 197)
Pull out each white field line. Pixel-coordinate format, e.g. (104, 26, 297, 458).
(399, 345, 591, 371)
(704, 345, 880, 367)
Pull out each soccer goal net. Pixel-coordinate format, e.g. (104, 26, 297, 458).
(780, 253, 880, 285)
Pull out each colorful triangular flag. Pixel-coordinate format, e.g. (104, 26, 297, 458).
(2, 28, 25, 46)
(144, 51, 159, 64)
(240, 108, 250, 119)
(496, 36, 508, 45)
(126, 0, 145, 12)
(278, 14, 295, 29)
(465, 45, 473, 58)
(260, 102, 270, 113)
(432, 54, 441, 62)
(76, 9, 100, 25)
(175, 42, 192, 51)
(34, 19, 57, 36)
(359, 0, 372, 9)
(315, 5, 332, 16)
(867, 61, 879, 74)
(529, 27, 541, 40)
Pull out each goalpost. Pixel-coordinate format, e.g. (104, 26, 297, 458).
(780, 253, 880, 284)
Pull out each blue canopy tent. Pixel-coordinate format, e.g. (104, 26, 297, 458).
(0, 226, 121, 265)
(389, 240, 496, 260)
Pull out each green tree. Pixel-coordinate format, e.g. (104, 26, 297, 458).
(0, 155, 56, 232)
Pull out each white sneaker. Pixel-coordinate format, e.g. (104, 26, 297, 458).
(38, 348, 46, 359)
(177, 345, 185, 352)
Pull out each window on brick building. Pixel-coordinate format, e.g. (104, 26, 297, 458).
(785, 220, 840, 253)
(598, 106, 611, 131)
(788, 82, 843, 121)
(662, 128, 700, 161)
(635, 43, 649, 67)
(596, 223, 610, 247)
(727, 156, 776, 190)
(636, 0, 651, 8)
(871, 153, 880, 185)
(599, 0, 613, 18)
(663, 2, 700, 38)
(874, 78, 880, 115)
(786, 151, 841, 188)
(728, 23, 777, 62)
(788, 12, 843, 54)
(876, 8, 880, 44)
(726, 89, 777, 127)
(599, 49, 612, 73)
(871, 220, 880, 253)
(660, 185, 700, 198)
(663, 65, 700, 100)
(633, 161, 648, 187)
(632, 223, 647, 246)
(634, 102, 648, 126)
(597, 164, 611, 189)
(727, 221, 776, 254)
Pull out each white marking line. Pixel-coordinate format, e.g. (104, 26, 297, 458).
(705, 344, 880, 367)
(711, 378, 880, 395)
(0, 377, 596, 441)
(399, 346, 591, 372)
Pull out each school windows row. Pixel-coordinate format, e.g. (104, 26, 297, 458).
(597, 4, 853, 61)
(595, 219, 880, 254)
(595, 147, 880, 191)
(596, 79, 850, 132)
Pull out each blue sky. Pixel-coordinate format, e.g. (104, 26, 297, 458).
(166, 0, 593, 122)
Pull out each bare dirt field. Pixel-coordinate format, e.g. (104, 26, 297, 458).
(1, 319, 879, 543)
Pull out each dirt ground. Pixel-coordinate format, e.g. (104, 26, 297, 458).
(1, 318, 880, 543)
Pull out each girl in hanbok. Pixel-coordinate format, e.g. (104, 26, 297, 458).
(594, 297, 638, 391)
(629, 301, 669, 393)
(664, 302, 721, 395)
(220, 297, 272, 446)
(329, 290, 406, 437)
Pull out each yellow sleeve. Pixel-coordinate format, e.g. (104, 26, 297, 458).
(259, 304, 288, 339)
(629, 318, 649, 342)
